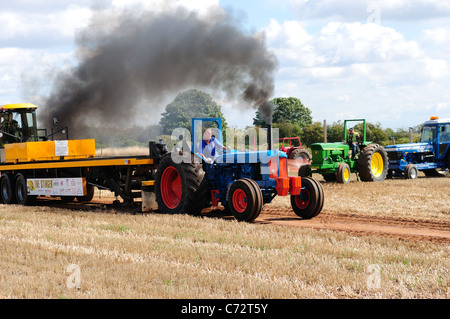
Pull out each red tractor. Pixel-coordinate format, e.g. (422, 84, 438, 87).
(278, 137, 312, 164)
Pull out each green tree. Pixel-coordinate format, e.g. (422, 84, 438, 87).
(159, 89, 227, 135)
(301, 122, 325, 147)
(353, 122, 389, 145)
(326, 121, 344, 142)
(273, 121, 303, 139)
(253, 97, 312, 127)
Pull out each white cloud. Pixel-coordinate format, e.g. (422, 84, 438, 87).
(0, 0, 94, 13)
(420, 26, 450, 60)
(265, 18, 450, 128)
(0, 0, 224, 102)
(0, 48, 74, 103)
(267, 20, 448, 82)
(1, 0, 449, 129)
(0, 5, 92, 48)
(289, 0, 450, 21)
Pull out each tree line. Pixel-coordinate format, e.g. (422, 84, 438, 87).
(79, 89, 422, 149)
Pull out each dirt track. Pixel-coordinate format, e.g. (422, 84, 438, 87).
(255, 208, 450, 244)
(35, 197, 450, 245)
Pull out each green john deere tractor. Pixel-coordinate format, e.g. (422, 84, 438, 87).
(299, 119, 388, 183)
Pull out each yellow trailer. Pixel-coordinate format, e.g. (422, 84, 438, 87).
(0, 104, 163, 208)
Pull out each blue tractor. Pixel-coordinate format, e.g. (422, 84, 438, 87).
(384, 116, 450, 179)
(154, 118, 324, 222)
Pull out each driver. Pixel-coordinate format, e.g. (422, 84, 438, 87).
(0, 114, 12, 146)
(347, 128, 361, 158)
(199, 128, 227, 164)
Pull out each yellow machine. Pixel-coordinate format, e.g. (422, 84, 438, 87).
(0, 103, 39, 143)
(0, 103, 160, 209)
(1, 103, 95, 163)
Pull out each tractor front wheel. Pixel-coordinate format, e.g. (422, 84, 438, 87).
(290, 177, 324, 219)
(228, 179, 261, 222)
(337, 163, 351, 184)
(241, 178, 263, 220)
(405, 164, 418, 179)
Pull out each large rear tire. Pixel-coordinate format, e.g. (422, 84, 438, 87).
(289, 148, 312, 164)
(290, 177, 324, 219)
(423, 169, 448, 177)
(357, 144, 388, 182)
(155, 154, 207, 216)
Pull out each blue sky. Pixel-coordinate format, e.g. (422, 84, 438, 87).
(1, 0, 450, 131)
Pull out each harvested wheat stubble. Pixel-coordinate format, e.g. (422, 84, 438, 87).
(0, 174, 449, 299)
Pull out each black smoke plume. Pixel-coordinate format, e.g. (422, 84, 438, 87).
(42, 4, 278, 137)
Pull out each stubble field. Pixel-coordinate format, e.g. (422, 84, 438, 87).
(0, 172, 448, 299)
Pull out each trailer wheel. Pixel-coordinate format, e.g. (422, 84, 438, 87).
(337, 163, 351, 184)
(61, 196, 76, 202)
(290, 177, 324, 219)
(405, 164, 418, 180)
(15, 174, 35, 205)
(155, 154, 207, 216)
(241, 178, 263, 220)
(76, 185, 95, 202)
(1, 173, 15, 204)
(228, 179, 260, 222)
(357, 143, 388, 182)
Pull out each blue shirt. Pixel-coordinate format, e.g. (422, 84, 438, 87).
(200, 137, 224, 158)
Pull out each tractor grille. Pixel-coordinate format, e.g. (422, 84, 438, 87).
(387, 151, 402, 161)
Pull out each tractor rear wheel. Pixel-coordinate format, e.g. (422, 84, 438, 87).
(405, 164, 418, 179)
(289, 148, 312, 165)
(155, 154, 207, 216)
(290, 177, 324, 219)
(228, 179, 260, 222)
(357, 143, 388, 182)
(337, 163, 351, 184)
(424, 168, 448, 177)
